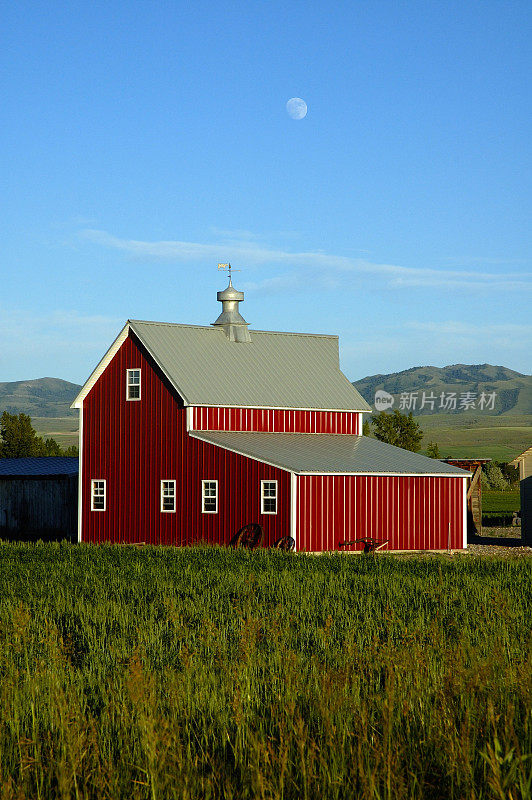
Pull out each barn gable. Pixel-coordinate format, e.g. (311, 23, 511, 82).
(79, 332, 290, 546)
(73, 321, 370, 412)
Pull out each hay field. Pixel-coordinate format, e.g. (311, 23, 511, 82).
(0, 543, 530, 799)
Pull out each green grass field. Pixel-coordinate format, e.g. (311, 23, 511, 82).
(419, 414, 532, 461)
(0, 543, 530, 800)
(32, 416, 80, 448)
(482, 489, 521, 513)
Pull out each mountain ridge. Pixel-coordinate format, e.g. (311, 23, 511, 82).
(352, 363, 531, 416)
(0, 378, 82, 418)
(0, 365, 530, 420)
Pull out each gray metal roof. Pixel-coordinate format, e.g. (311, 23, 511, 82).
(128, 321, 371, 411)
(189, 432, 470, 475)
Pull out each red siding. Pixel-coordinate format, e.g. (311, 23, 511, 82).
(81, 332, 464, 552)
(82, 335, 290, 546)
(296, 474, 464, 552)
(191, 406, 360, 434)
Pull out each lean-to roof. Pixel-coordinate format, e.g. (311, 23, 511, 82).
(190, 431, 470, 475)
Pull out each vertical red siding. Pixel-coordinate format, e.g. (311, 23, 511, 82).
(296, 474, 464, 552)
(191, 406, 360, 434)
(81, 333, 463, 552)
(82, 336, 290, 546)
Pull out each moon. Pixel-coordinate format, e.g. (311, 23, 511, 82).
(286, 97, 307, 120)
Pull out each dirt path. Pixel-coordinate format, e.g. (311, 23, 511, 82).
(466, 525, 531, 557)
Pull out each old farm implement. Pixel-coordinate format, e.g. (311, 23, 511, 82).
(339, 537, 389, 554)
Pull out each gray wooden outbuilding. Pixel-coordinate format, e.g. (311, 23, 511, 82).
(510, 447, 532, 546)
(0, 457, 78, 541)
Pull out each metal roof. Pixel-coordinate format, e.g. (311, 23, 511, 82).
(127, 320, 371, 411)
(190, 432, 470, 475)
(0, 457, 79, 477)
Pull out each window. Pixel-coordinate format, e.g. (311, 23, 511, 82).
(126, 368, 141, 400)
(91, 479, 106, 511)
(261, 480, 277, 514)
(202, 480, 218, 513)
(161, 480, 176, 512)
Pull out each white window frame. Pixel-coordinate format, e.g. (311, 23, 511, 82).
(201, 480, 218, 514)
(91, 479, 106, 511)
(261, 480, 278, 515)
(126, 368, 141, 401)
(160, 480, 176, 513)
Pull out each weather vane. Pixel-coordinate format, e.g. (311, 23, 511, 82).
(217, 262, 241, 281)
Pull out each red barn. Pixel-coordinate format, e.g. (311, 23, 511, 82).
(72, 278, 469, 551)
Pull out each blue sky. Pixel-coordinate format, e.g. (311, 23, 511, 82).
(1, 0, 531, 384)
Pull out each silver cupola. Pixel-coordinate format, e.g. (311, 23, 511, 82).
(212, 275, 251, 343)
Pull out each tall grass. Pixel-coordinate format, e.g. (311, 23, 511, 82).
(0, 543, 530, 799)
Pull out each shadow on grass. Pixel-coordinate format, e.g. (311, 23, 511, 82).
(468, 531, 524, 547)
(0, 529, 75, 544)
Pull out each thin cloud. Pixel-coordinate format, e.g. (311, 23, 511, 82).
(210, 227, 263, 241)
(0, 308, 121, 357)
(339, 322, 532, 380)
(406, 320, 532, 337)
(80, 228, 532, 292)
(442, 256, 527, 266)
(243, 274, 304, 293)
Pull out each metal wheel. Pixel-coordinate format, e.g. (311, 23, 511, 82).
(274, 536, 295, 551)
(232, 523, 264, 549)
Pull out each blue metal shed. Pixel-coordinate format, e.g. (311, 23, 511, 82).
(0, 458, 78, 541)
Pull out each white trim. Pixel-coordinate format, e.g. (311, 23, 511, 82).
(297, 471, 472, 477)
(191, 428, 359, 437)
(126, 368, 141, 401)
(72, 323, 130, 408)
(201, 479, 218, 513)
(187, 403, 370, 413)
(77, 403, 83, 542)
(186, 406, 193, 431)
(463, 476, 468, 549)
(160, 479, 176, 513)
(90, 479, 106, 511)
(510, 445, 532, 466)
(261, 479, 278, 515)
(290, 472, 298, 551)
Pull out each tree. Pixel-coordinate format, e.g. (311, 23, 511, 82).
(370, 409, 423, 453)
(0, 411, 78, 458)
(481, 462, 509, 491)
(42, 438, 63, 456)
(362, 419, 371, 436)
(0, 412, 43, 457)
(426, 441, 441, 459)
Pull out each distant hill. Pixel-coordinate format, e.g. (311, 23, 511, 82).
(0, 366, 530, 461)
(0, 378, 82, 418)
(353, 364, 531, 417)
(1, 366, 530, 420)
